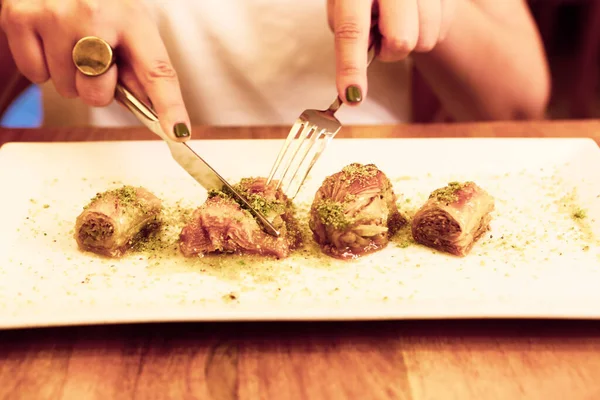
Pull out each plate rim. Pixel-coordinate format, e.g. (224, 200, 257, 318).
(1, 136, 599, 328)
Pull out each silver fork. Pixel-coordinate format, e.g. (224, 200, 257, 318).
(266, 41, 379, 199)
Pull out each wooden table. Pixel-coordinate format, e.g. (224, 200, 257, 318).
(1, 120, 600, 400)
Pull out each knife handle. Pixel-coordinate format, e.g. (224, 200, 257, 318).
(114, 84, 170, 142)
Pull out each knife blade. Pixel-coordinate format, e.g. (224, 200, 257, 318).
(114, 84, 281, 237)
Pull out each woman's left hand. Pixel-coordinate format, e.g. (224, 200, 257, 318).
(327, 0, 457, 105)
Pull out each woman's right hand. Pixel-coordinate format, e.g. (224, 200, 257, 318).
(0, 0, 191, 140)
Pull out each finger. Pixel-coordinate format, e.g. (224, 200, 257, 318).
(2, 25, 49, 84)
(333, 0, 372, 106)
(74, 34, 119, 107)
(38, 27, 78, 98)
(439, 0, 456, 42)
(110, 64, 154, 118)
(118, 62, 151, 106)
(327, 0, 335, 31)
(76, 64, 118, 107)
(121, 19, 191, 142)
(415, 0, 442, 52)
(378, 0, 419, 62)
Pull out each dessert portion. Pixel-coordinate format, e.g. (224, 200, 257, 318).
(411, 181, 495, 256)
(73, 170, 496, 261)
(74, 186, 162, 258)
(179, 177, 301, 258)
(308, 163, 406, 259)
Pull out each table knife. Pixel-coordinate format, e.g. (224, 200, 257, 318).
(114, 85, 280, 237)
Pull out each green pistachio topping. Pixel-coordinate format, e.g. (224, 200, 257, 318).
(429, 181, 472, 204)
(316, 199, 350, 229)
(572, 208, 587, 220)
(85, 185, 145, 210)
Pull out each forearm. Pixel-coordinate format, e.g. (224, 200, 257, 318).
(0, 27, 31, 118)
(412, 0, 551, 121)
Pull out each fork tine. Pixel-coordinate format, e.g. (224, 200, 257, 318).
(266, 119, 304, 184)
(280, 127, 326, 198)
(274, 122, 315, 191)
(287, 130, 333, 199)
(265, 39, 376, 199)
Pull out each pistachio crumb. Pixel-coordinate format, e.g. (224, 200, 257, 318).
(429, 181, 472, 203)
(572, 208, 587, 220)
(341, 163, 378, 180)
(84, 185, 145, 211)
(315, 199, 350, 229)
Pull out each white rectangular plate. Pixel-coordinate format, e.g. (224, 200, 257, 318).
(0, 138, 599, 329)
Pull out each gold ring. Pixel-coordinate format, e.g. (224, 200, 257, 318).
(72, 36, 116, 77)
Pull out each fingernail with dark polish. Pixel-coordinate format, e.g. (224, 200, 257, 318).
(345, 85, 362, 103)
(173, 123, 190, 138)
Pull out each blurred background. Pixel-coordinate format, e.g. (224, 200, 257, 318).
(529, 0, 600, 120)
(1, 0, 599, 127)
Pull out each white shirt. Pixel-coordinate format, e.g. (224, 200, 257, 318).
(41, 0, 412, 127)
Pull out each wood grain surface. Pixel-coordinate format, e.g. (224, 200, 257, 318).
(0, 120, 600, 400)
(2, 120, 600, 146)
